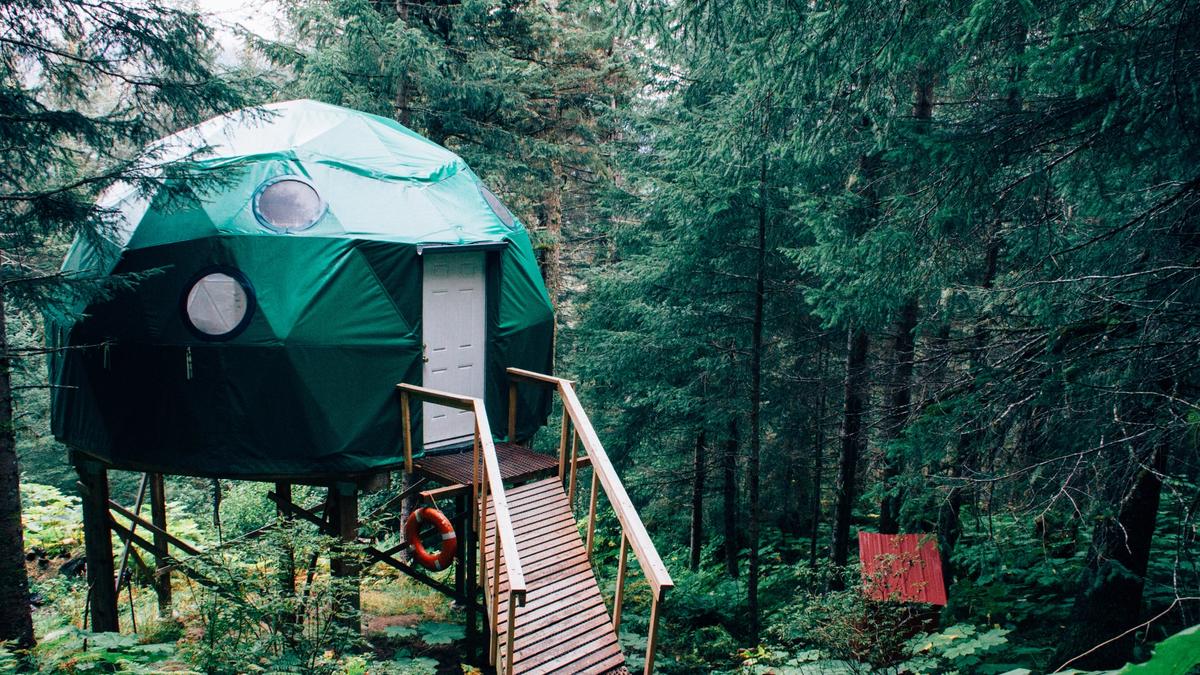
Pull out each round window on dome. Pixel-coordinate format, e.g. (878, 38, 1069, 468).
(480, 185, 517, 230)
(182, 268, 255, 340)
(253, 176, 325, 232)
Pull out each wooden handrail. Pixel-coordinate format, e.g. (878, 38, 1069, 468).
(507, 368, 672, 595)
(470, 398, 527, 596)
(507, 367, 572, 387)
(555, 381, 673, 596)
(397, 383, 477, 410)
(506, 367, 673, 674)
(397, 383, 526, 673)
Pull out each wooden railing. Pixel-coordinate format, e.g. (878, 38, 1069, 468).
(506, 368, 673, 675)
(397, 384, 526, 674)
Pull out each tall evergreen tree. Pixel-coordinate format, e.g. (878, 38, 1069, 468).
(0, 0, 258, 646)
(261, 0, 629, 305)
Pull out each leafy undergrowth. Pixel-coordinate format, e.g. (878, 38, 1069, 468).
(11, 481, 479, 674)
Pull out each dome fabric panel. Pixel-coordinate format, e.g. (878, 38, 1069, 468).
(49, 100, 555, 479)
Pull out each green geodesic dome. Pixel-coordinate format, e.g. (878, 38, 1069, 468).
(49, 99, 554, 479)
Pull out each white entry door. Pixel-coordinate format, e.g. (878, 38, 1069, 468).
(422, 252, 487, 449)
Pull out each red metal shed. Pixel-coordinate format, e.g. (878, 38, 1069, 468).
(858, 532, 948, 606)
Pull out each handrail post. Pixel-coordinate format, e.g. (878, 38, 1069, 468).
(505, 595, 518, 674)
(645, 593, 662, 675)
(613, 533, 628, 632)
(479, 463, 489, 591)
(567, 428, 580, 506)
(472, 430, 481, 531)
(501, 370, 675, 673)
(507, 380, 518, 441)
(558, 411, 570, 480)
(490, 528, 501, 666)
(401, 390, 413, 473)
(586, 470, 599, 561)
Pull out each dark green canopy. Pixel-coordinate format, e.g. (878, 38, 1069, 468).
(49, 99, 554, 479)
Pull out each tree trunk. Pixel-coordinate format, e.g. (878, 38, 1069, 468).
(809, 349, 826, 568)
(393, 3, 413, 127)
(879, 298, 918, 534)
(722, 417, 739, 578)
(829, 327, 869, 588)
(940, 235, 999, 582)
(540, 160, 565, 303)
(0, 289, 34, 648)
(1054, 438, 1169, 670)
(879, 72, 933, 534)
(747, 141, 768, 641)
(689, 430, 706, 571)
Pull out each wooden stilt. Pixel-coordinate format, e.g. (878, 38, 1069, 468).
(454, 493, 465, 600)
(328, 482, 360, 635)
(149, 473, 172, 618)
(76, 458, 118, 633)
(274, 482, 296, 636)
(458, 492, 478, 656)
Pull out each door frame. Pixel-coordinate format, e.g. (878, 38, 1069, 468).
(417, 242, 507, 453)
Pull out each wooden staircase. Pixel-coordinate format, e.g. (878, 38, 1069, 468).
(487, 478, 625, 674)
(398, 368, 672, 675)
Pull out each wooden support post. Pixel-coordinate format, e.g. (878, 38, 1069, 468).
(613, 533, 628, 633)
(402, 391, 413, 473)
(274, 481, 296, 634)
(489, 528, 500, 667)
(458, 492, 478, 653)
(586, 470, 599, 561)
(567, 429, 580, 506)
(274, 482, 295, 597)
(454, 493, 465, 601)
(479, 466, 489, 591)
(507, 380, 518, 441)
(149, 473, 172, 618)
(465, 498, 479, 663)
(558, 413, 570, 480)
(645, 594, 662, 675)
(328, 482, 360, 636)
(77, 458, 118, 633)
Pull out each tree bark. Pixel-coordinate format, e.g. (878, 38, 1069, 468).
(829, 327, 869, 588)
(540, 160, 565, 304)
(809, 349, 826, 568)
(722, 417, 739, 578)
(0, 289, 34, 648)
(1054, 438, 1169, 670)
(939, 235, 999, 582)
(879, 71, 933, 534)
(689, 430, 706, 571)
(879, 298, 918, 534)
(746, 137, 769, 641)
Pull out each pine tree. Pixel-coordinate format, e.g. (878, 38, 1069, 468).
(263, 0, 630, 305)
(0, 1, 258, 645)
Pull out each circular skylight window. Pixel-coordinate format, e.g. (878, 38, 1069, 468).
(480, 185, 517, 230)
(253, 176, 325, 232)
(182, 268, 254, 340)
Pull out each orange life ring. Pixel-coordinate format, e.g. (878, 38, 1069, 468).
(405, 507, 458, 571)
